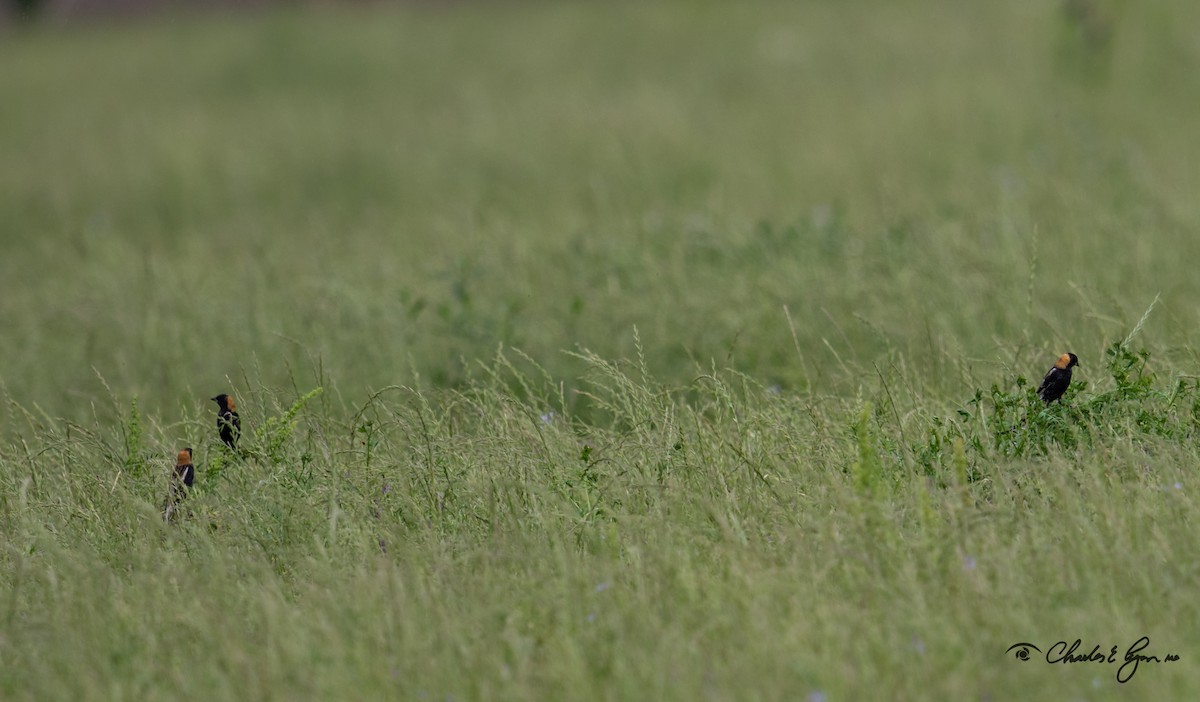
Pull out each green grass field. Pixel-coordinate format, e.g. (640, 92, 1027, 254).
(3, 1, 1200, 699)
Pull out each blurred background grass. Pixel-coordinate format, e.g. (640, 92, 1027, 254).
(3, 0, 1199, 424)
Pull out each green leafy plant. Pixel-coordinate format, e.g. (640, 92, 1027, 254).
(258, 387, 324, 464)
(917, 342, 1198, 475)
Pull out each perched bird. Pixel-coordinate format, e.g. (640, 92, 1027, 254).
(174, 447, 195, 488)
(212, 393, 241, 451)
(163, 447, 194, 522)
(1037, 353, 1079, 404)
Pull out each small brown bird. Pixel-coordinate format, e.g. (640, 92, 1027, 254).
(163, 447, 194, 522)
(212, 393, 241, 451)
(1037, 353, 1079, 404)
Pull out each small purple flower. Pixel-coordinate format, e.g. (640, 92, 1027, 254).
(594, 581, 611, 593)
(586, 612, 597, 623)
(807, 691, 827, 702)
(963, 555, 977, 571)
(1174, 482, 1183, 490)
(540, 411, 555, 424)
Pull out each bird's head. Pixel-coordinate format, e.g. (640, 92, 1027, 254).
(211, 394, 236, 411)
(1056, 353, 1079, 370)
(177, 448, 193, 466)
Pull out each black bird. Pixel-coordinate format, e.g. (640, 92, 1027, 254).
(163, 447, 194, 522)
(212, 393, 241, 451)
(1037, 352, 1079, 404)
(174, 447, 195, 488)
